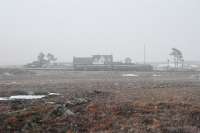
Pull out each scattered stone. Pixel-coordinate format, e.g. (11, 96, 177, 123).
(66, 97, 89, 107)
(65, 109, 75, 116)
(50, 105, 74, 117)
(10, 100, 26, 110)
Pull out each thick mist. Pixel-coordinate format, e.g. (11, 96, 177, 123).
(0, 0, 200, 65)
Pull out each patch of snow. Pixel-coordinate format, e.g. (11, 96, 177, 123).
(46, 102, 55, 104)
(156, 64, 174, 68)
(0, 82, 17, 85)
(48, 92, 61, 96)
(190, 74, 200, 80)
(152, 74, 161, 77)
(190, 65, 199, 68)
(0, 92, 61, 101)
(0, 97, 9, 101)
(122, 74, 138, 77)
(3, 72, 13, 76)
(9, 95, 46, 100)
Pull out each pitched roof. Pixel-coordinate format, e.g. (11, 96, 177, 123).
(92, 55, 113, 64)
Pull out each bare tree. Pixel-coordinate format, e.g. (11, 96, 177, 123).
(125, 57, 132, 64)
(37, 52, 46, 66)
(37, 52, 50, 67)
(47, 53, 57, 63)
(170, 48, 184, 69)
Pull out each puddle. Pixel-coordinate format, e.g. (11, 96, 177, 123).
(122, 74, 139, 77)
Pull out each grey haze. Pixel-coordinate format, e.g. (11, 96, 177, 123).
(0, 0, 199, 65)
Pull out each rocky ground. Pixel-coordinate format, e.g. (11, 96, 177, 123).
(0, 70, 200, 133)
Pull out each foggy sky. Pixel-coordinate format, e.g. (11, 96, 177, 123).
(0, 0, 200, 65)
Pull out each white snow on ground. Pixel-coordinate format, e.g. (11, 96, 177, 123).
(48, 92, 61, 96)
(3, 72, 13, 76)
(152, 74, 161, 77)
(9, 95, 46, 100)
(122, 74, 139, 77)
(0, 92, 61, 101)
(0, 97, 9, 101)
(0, 95, 45, 100)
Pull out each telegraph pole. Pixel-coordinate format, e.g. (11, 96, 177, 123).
(144, 44, 146, 64)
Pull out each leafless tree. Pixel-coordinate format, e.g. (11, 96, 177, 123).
(47, 53, 57, 63)
(170, 48, 184, 69)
